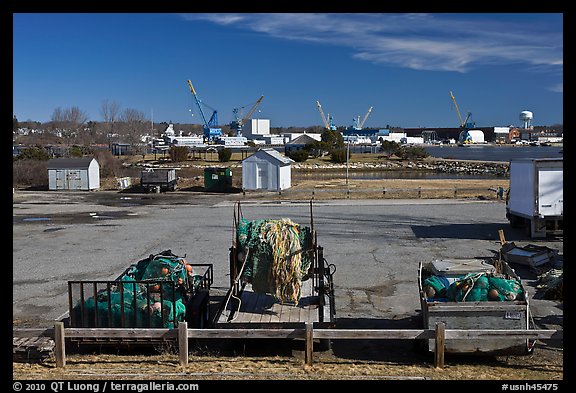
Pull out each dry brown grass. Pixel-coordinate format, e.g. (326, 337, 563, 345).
(12, 347, 563, 380)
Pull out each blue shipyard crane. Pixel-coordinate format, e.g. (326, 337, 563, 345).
(449, 91, 475, 129)
(351, 106, 373, 130)
(449, 90, 475, 144)
(187, 79, 222, 141)
(315, 100, 336, 130)
(230, 95, 264, 136)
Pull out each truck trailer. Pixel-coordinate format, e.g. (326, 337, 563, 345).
(506, 158, 563, 238)
(140, 168, 177, 193)
(418, 258, 533, 355)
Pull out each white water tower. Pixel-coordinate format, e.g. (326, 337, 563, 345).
(520, 110, 533, 129)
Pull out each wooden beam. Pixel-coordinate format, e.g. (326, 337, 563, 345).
(305, 322, 313, 366)
(188, 328, 305, 339)
(313, 329, 435, 340)
(178, 322, 188, 367)
(54, 322, 66, 368)
(434, 322, 445, 369)
(12, 328, 54, 338)
(498, 229, 507, 245)
(444, 329, 563, 340)
(63, 328, 176, 339)
(13, 327, 563, 342)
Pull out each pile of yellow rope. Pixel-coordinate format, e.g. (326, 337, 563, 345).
(261, 218, 306, 304)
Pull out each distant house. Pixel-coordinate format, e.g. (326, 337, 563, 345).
(242, 148, 294, 191)
(284, 134, 318, 154)
(111, 143, 131, 156)
(47, 157, 100, 191)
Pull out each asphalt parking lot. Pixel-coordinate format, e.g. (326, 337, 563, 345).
(13, 190, 563, 333)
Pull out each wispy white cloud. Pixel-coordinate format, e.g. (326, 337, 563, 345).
(548, 83, 563, 93)
(180, 13, 563, 74)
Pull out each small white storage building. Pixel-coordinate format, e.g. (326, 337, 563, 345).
(242, 148, 294, 191)
(47, 157, 100, 191)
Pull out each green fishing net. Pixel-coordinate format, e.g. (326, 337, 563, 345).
(72, 251, 203, 328)
(236, 218, 313, 304)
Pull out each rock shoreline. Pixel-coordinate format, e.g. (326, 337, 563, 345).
(293, 159, 509, 177)
(133, 158, 510, 177)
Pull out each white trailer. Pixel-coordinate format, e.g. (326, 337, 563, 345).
(506, 158, 563, 238)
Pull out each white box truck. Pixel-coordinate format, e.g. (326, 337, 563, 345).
(506, 158, 563, 238)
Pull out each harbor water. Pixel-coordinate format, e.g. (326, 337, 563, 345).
(295, 145, 562, 181)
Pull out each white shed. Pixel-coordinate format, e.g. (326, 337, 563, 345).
(47, 157, 100, 191)
(242, 148, 294, 191)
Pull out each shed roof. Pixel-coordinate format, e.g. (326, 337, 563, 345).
(243, 148, 294, 166)
(47, 157, 97, 169)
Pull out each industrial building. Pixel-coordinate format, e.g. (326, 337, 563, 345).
(403, 127, 497, 142)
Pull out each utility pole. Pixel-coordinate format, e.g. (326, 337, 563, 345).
(346, 139, 350, 185)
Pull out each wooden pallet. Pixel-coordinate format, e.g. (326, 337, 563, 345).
(216, 279, 332, 328)
(13, 336, 54, 362)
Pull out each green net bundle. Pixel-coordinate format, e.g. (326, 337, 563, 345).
(72, 251, 203, 328)
(444, 273, 524, 302)
(424, 272, 524, 302)
(237, 218, 313, 304)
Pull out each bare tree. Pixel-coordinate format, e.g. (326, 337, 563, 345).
(100, 99, 121, 146)
(120, 108, 147, 155)
(49, 106, 89, 144)
(65, 106, 89, 144)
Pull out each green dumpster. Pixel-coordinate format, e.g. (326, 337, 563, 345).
(204, 167, 232, 192)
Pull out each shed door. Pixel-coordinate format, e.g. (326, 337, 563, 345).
(67, 170, 83, 190)
(256, 163, 268, 189)
(55, 170, 66, 190)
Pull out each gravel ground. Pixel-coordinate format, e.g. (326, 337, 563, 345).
(13, 175, 563, 382)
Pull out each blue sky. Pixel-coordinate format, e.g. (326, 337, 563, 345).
(13, 13, 563, 129)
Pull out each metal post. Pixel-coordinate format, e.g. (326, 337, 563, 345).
(346, 140, 350, 186)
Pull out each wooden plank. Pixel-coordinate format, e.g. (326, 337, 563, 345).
(14, 326, 561, 341)
(428, 303, 527, 312)
(248, 291, 268, 323)
(305, 322, 313, 366)
(189, 328, 305, 339)
(299, 301, 309, 323)
(233, 290, 260, 323)
(54, 322, 66, 368)
(63, 328, 176, 339)
(313, 329, 436, 340)
(268, 301, 283, 323)
(13, 337, 29, 346)
(258, 294, 277, 324)
(288, 302, 302, 323)
(444, 329, 563, 340)
(178, 322, 188, 367)
(498, 229, 507, 245)
(13, 328, 55, 338)
(435, 322, 445, 369)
